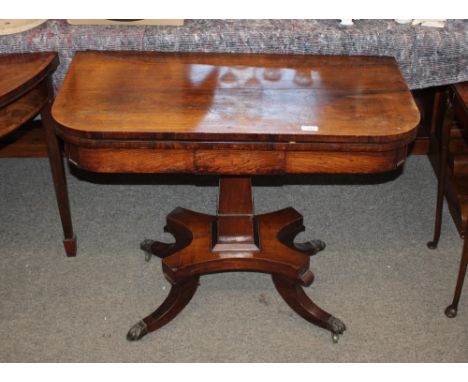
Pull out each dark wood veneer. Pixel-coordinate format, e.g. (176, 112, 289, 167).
(50, 51, 420, 342)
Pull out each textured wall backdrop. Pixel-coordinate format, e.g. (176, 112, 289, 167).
(0, 19, 467, 91)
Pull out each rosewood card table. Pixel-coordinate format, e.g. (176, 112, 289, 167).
(48, 51, 420, 342)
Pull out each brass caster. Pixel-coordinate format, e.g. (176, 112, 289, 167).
(127, 320, 149, 341)
(332, 332, 340, 343)
(294, 239, 326, 256)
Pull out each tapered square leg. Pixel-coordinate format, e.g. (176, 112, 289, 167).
(41, 85, 76, 257)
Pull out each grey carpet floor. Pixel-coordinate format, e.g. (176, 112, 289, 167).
(0, 156, 467, 362)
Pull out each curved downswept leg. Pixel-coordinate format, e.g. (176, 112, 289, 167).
(428, 88, 449, 250)
(127, 275, 200, 341)
(445, 236, 468, 318)
(42, 94, 76, 257)
(272, 274, 346, 342)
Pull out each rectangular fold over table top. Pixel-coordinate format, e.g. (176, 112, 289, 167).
(52, 51, 420, 146)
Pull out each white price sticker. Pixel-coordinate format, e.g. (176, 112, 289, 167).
(301, 125, 319, 132)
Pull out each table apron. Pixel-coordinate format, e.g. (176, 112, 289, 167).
(65, 144, 408, 174)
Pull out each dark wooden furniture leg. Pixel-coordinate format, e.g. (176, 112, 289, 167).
(443, 83, 468, 318)
(272, 275, 345, 342)
(127, 276, 200, 340)
(428, 88, 449, 249)
(128, 177, 345, 342)
(426, 84, 468, 317)
(445, 231, 468, 318)
(41, 80, 76, 257)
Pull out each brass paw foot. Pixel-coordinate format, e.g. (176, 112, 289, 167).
(328, 316, 346, 343)
(274, 210, 326, 257)
(294, 239, 326, 256)
(140, 239, 155, 262)
(139, 235, 183, 261)
(126, 320, 149, 341)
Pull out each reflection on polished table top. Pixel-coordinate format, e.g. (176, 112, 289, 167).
(48, 51, 421, 342)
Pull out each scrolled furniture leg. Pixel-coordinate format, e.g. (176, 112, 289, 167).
(272, 274, 346, 343)
(140, 218, 193, 261)
(277, 216, 326, 256)
(127, 275, 200, 341)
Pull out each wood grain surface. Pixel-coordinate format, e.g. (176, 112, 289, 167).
(52, 51, 421, 175)
(0, 52, 58, 108)
(52, 51, 420, 144)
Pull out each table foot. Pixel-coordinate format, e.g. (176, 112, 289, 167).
(272, 274, 346, 341)
(445, 304, 458, 318)
(294, 239, 326, 256)
(277, 216, 325, 256)
(427, 240, 438, 250)
(127, 320, 148, 341)
(140, 239, 153, 262)
(63, 235, 77, 257)
(126, 275, 199, 341)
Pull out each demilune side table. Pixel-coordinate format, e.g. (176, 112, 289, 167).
(47, 51, 420, 342)
(1, 52, 58, 140)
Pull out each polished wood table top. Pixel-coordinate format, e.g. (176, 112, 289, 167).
(52, 51, 420, 175)
(53, 51, 419, 143)
(49, 51, 421, 342)
(0, 52, 58, 138)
